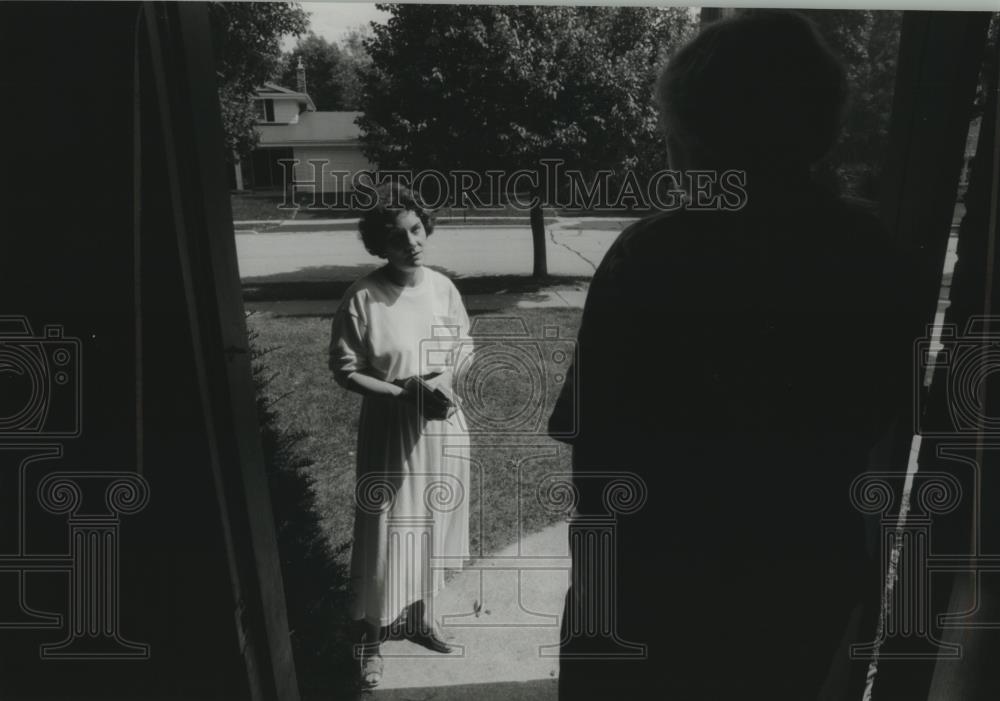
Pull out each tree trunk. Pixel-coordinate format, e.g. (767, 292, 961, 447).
(530, 199, 547, 278)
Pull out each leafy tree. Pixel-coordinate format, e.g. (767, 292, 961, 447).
(275, 27, 373, 111)
(337, 26, 374, 111)
(359, 4, 694, 276)
(276, 33, 347, 110)
(210, 1, 308, 162)
(799, 10, 903, 200)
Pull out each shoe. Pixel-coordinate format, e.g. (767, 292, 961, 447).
(358, 645, 383, 689)
(411, 623, 453, 654)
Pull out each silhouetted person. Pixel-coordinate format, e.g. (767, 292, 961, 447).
(549, 11, 923, 699)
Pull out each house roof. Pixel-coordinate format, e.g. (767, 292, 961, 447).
(257, 111, 363, 147)
(261, 82, 297, 94)
(256, 82, 316, 111)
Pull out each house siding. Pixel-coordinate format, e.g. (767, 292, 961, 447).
(291, 145, 372, 192)
(272, 99, 300, 124)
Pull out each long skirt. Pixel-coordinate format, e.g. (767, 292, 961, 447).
(349, 395, 471, 625)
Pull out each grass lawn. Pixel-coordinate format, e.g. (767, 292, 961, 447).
(248, 305, 582, 567)
(231, 192, 290, 221)
(231, 192, 362, 221)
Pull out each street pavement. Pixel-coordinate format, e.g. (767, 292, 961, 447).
(237, 219, 632, 314)
(235, 220, 627, 286)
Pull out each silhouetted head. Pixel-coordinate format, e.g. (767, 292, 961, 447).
(656, 10, 848, 174)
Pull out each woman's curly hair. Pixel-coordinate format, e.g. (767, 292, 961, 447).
(358, 182, 436, 258)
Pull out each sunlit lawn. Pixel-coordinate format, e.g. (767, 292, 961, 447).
(247, 306, 582, 565)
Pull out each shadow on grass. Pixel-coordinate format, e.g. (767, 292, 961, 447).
(242, 263, 380, 288)
(251, 330, 357, 698)
(244, 270, 591, 304)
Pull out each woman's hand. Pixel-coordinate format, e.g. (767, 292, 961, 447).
(394, 376, 456, 420)
(392, 377, 419, 402)
(422, 392, 456, 421)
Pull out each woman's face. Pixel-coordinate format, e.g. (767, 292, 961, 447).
(383, 209, 427, 272)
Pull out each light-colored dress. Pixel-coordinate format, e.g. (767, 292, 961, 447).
(329, 267, 472, 625)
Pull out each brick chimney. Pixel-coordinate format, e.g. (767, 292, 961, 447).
(296, 58, 306, 95)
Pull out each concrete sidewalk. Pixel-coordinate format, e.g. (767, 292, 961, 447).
(364, 521, 569, 700)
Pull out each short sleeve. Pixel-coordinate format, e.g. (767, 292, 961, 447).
(329, 293, 369, 382)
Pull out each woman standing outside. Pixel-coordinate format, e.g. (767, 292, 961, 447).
(329, 183, 471, 688)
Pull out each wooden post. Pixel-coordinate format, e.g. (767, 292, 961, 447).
(143, 3, 300, 699)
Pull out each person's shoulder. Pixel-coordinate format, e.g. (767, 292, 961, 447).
(600, 208, 718, 272)
(424, 267, 460, 295)
(616, 208, 690, 242)
(605, 209, 674, 257)
(423, 267, 453, 285)
(348, 271, 382, 296)
(337, 270, 384, 310)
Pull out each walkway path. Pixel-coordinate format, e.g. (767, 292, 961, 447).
(364, 522, 569, 700)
